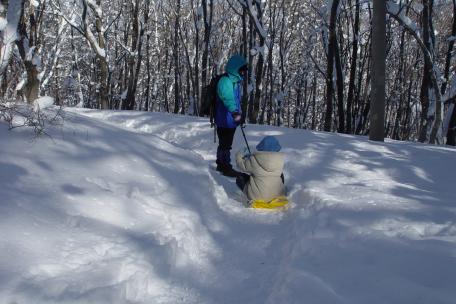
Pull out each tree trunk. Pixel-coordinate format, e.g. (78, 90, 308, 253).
(392, 29, 406, 140)
(173, 0, 181, 114)
(250, 0, 265, 124)
(241, 7, 249, 117)
(0, 0, 24, 77)
(144, 27, 151, 111)
(402, 71, 415, 140)
(369, 0, 386, 141)
(346, 0, 360, 134)
(15, 0, 41, 103)
(354, 31, 370, 133)
(95, 0, 109, 109)
(311, 75, 317, 130)
(418, 0, 432, 142)
(445, 0, 456, 145)
(192, 0, 199, 116)
(324, 0, 340, 132)
(124, 0, 147, 110)
(200, 0, 212, 115)
(334, 32, 344, 133)
(446, 103, 456, 145)
(356, 55, 371, 135)
(0, 0, 10, 76)
(248, 17, 256, 123)
(427, 0, 442, 144)
(293, 78, 303, 128)
(180, 26, 196, 114)
(442, 0, 456, 96)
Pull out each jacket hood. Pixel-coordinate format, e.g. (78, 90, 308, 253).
(225, 55, 247, 78)
(252, 151, 284, 174)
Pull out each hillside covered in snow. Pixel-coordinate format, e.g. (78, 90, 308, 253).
(1, 108, 455, 303)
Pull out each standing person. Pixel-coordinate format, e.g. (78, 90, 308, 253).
(215, 54, 248, 177)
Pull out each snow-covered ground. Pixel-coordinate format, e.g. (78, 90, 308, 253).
(1, 107, 455, 304)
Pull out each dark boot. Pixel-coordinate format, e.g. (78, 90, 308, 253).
(216, 147, 239, 177)
(216, 163, 240, 177)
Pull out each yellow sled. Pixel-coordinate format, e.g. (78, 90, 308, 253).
(250, 196, 289, 210)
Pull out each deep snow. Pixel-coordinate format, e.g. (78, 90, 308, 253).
(1, 107, 455, 304)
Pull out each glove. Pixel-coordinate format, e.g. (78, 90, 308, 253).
(231, 111, 242, 123)
(240, 114, 246, 126)
(242, 147, 251, 159)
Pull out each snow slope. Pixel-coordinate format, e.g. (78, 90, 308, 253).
(1, 108, 455, 304)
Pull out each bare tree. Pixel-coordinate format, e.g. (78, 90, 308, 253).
(369, 0, 386, 141)
(53, 0, 110, 109)
(123, 0, 149, 110)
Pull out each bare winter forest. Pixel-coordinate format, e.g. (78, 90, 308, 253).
(1, 0, 455, 144)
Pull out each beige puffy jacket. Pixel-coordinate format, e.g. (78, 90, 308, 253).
(236, 150, 286, 201)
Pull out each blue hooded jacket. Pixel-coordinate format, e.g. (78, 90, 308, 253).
(215, 55, 247, 128)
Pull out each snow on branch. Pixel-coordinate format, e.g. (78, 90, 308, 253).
(49, 1, 85, 36)
(85, 25, 106, 58)
(50, 0, 107, 59)
(386, 0, 419, 34)
(240, 0, 267, 39)
(85, 0, 103, 21)
(40, 18, 69, 90)
(386, 0, 439, 99)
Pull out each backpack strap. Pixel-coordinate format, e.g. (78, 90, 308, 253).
(210, 73, 229, 128)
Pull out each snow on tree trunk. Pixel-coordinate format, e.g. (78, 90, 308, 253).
(15, 0, 42, 103)
(0, 0, 23, 75)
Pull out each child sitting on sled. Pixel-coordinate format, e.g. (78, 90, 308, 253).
(235, 136, 286, 203)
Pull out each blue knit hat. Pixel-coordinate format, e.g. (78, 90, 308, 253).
(256, 136, 281, 152)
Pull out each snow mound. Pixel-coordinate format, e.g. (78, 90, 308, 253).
(33, 96, 55, 111)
